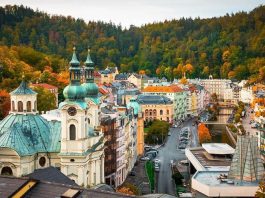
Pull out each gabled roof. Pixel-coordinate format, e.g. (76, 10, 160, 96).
(10, 81, 37, 95)
(31, 83, 58, 90)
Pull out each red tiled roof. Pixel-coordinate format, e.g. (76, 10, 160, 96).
(143, 85, 183, 93)
(99, 87, 109, 95)
(31, 83, 57, 90)
(94, 71, 101, 77)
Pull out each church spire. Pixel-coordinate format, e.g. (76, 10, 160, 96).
(69, 46, 81, 85)
(85, 48, 94, 66)
(84, 48, 94, 83)
(70, 46, 80, 66)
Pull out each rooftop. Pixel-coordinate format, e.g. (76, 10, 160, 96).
(137, 94, 173, 105)
(0, 176, 134, 198)
(202, 143, 235, 155)
(10, 81, 37, 95)
(31, 83, 58, 90)
(193, 171, 259, 187)
(186, 147, 232, 170)
(143, 85, 183, 93)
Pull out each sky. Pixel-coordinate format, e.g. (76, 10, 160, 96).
(0, 0, 264, 28)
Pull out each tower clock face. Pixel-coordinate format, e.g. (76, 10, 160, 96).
(67, 107, 77, 116)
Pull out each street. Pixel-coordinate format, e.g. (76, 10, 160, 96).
(155, 118, 199, 195)
(242, 106, 259, 137)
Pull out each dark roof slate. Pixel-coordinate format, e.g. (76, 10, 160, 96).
(27, 167, 77, 186)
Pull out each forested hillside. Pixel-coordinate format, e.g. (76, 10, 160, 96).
(0, 4, 264, 86)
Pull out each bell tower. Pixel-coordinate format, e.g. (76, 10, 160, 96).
(59, 47, 105, 187)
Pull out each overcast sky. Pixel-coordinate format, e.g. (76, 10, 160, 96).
(0, 0, 264, 28)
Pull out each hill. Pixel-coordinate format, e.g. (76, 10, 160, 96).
(0, 4, 264, 84)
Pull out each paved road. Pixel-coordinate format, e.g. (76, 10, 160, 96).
(155, 118, 199, 195)
(242, 106, 259, 137)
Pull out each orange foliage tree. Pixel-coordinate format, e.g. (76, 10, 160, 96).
(116, 187, 134, 195)
(138, 70, 146, 75)
(0, 89, 10, 119)
(198, 123, 212, 144)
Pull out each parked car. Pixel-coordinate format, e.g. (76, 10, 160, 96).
(154, 164, 160, 172)
(145, 151, 157, 158)
(153, 159, 161, 164)
(168, 132, 171, 136)
(144, 145, 152, 151)
(140, 156, 150, 161)
(178, 144, 186, 149)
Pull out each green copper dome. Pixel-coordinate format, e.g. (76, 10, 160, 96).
(63, 84, 86, 101)
(127, 97, 141, 116)
(0, 114, 61, 156)
(82, 82, 99, 98)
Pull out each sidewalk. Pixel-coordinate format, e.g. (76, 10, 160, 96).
(124, 160, 151, 195)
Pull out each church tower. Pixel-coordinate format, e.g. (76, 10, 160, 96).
(82, 49, 100, 129)
(59, 47, 104, 187)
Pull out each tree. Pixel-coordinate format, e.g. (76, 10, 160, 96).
(198, 123, 212, 144)
(145, 120, 170, 144)
(0, 89, 10, 119)
(255, 174, 265, 198)
(33, 87, 56, 112)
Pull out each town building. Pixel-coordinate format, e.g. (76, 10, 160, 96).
(142, 85, 187, 120)
(0, 48, 105, 188)
(137, 94, 174, 123)
(127, 97, 144, 156)
(200, 76, 232, 101)
(99, 67, 119, 84)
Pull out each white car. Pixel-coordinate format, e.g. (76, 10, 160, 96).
(140, 156, 150, 161)
(154, 164, 160, 172)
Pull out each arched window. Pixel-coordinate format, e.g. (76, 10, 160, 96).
(167, 110, 169, 115)
(87, 118, 90, 124)
(18, 101, 23, 112)
(12, 101, 15, 111)
(160, 110, 163, 115)
(149, 110, 152, 116)
(26, 101, 31, 112)
(153, 109, 157, 116)
(69, 124, 76, 140)
(1, 167, 13, 176)
(145, 110, 148, 116)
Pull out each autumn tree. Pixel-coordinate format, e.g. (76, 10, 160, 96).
(198, 123, 212, 144)
(0, 90, 10, 119)
(33, 86, 56, 112)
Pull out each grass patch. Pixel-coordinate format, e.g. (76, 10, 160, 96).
(145, 161, 154, 192)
